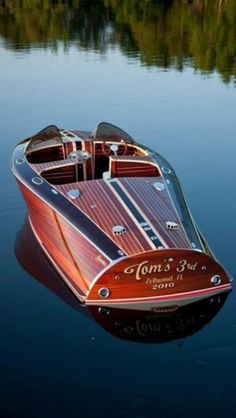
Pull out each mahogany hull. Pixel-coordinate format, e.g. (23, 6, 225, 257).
(87, 249, 232, 310)
(18, 181, 109, 300)
(16, 179, 232, 311)
(11, 123, 233, 311)
(15, 218, 230, 343)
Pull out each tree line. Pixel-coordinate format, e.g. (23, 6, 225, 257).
(0, 0, 235, 83)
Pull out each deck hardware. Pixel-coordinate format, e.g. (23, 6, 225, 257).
(140, 222, 148, 227)
(61, 130, 80, 143)
(68, 151, 81, 162)
(162, 167, 172, 174)
(61, 130, 75, 138)
(99, 288, 110, 298)
(67, 189, 80, 199)
(165, 221, 179, 230)
(16, 158, 25, 164)
(211, 275, 221, 286)
(98, 307, 110, 315)
(153, 181, 165, 191)
(81, 150, 91, 160)
(68, 150, 91, 162)
(11, 122, 232, 312)
(32, 177, 43, 185)
(112, 225, 126, 235)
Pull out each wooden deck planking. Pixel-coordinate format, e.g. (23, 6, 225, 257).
(30, 159, 74, 174)
(29, 156, 191, 251)
(120, 177, 191, 249)
(55, 180, 154, 256)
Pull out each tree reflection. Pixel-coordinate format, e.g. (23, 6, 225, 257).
(0, 0, 235, 83)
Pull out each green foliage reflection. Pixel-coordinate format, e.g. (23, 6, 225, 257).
(0, 0, 235, 83)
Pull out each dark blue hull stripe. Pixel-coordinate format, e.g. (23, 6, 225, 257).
(12, 144, 123, 261)
(110, 180, 164, 249)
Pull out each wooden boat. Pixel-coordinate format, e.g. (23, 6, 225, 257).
(15, 218, 230, 343)
(11, 122, 232, 311)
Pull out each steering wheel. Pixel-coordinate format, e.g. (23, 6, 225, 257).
(102, 138, 128, 157)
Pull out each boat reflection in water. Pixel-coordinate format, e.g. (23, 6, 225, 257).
(15, 218, 230, 344)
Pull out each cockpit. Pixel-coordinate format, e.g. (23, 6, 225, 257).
(25, 122, 160, 184)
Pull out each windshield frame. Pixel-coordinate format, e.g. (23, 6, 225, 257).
(25, 125, 62, 155)
(90, 122, 135, 144)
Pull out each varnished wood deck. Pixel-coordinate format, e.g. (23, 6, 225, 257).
(55, 180, 154, 255)
(119, 177, 191, 249)
(54, 177, 191, 254)
(29, 150, 191, 255)
(11, 127, 232, 310)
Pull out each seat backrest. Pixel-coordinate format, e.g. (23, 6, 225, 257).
(111, 156, 160, 178)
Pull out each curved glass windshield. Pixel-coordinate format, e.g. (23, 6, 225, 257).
(91, 122, 135, 144)
(26, 125, 62, 154)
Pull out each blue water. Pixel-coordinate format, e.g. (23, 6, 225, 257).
(1, 2, 236, 417)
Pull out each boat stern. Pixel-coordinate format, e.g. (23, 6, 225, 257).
(86, 249, 232, 311)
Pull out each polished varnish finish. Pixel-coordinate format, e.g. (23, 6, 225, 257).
(54, 176, 191, 252)
(110, 155, 160, 177)
(19, 182, 109, 298)
(87, 249, 231, 308)
(30, 158, 76, 174)
(16, 219, 229, 343)
(55, 180, 154, 255)
(119, 177, 191, 248)
(15, 217, 83, 312)
(28, 168, 191, 252)
(41, 164, 76, 184)
(11, 123, 233, 310)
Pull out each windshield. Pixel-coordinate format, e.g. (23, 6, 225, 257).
(25, 125, 62, 154)
(91, 122, 135, 144)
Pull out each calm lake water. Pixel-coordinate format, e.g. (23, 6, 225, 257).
(0, 1, 236, 417)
